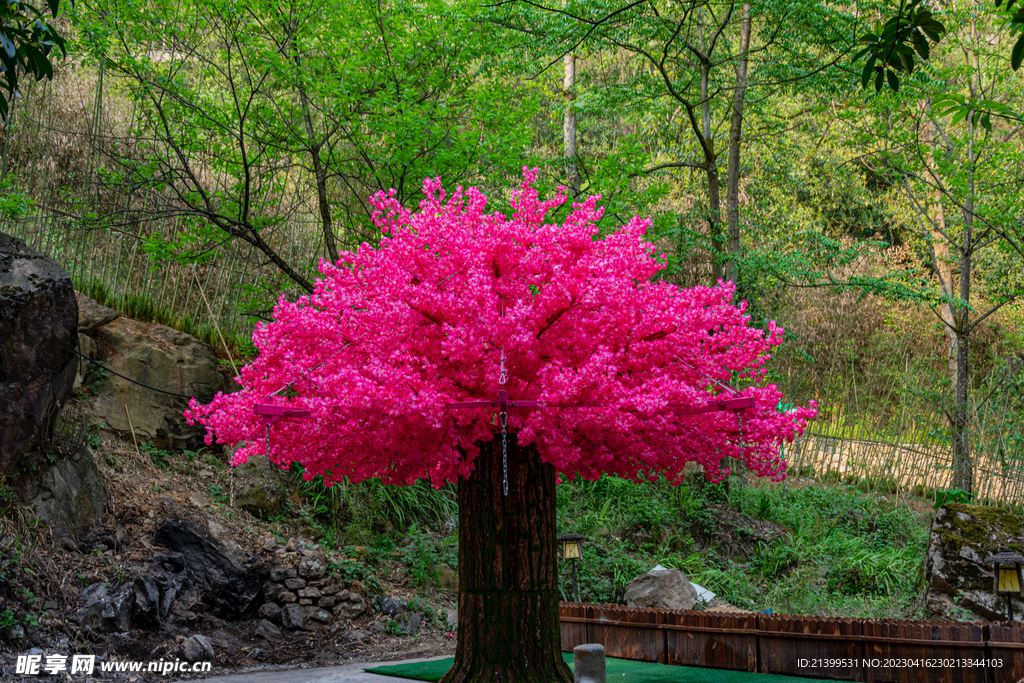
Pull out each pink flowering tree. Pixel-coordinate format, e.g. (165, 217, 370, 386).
(188, 170, 814, 683)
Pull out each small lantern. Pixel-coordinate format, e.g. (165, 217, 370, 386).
(984, 551, 1024, 622)
(558, 533, 587, 603)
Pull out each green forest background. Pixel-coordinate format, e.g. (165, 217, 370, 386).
(2, 0, 1024, 621)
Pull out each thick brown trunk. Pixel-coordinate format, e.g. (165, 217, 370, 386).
(442, 435, 572, 683)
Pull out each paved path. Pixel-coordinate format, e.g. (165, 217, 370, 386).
(173, 655, 449, 683)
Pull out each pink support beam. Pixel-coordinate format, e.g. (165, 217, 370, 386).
(445, 393, 754, 415)
(254, 404, 313, 425)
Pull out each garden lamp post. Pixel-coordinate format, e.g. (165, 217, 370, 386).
(559, 533, 586, 603)
(984, 551, 1024, 622)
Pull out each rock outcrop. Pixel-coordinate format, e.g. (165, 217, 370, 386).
(924, 503, 1023, 622)
(29, 444, 108, 545)
(76, 291, 118, 332)
(0, 231, 78, 476)
(624, 566, 699, 611)
(153, 519, 264, 619)
(89, 319, 230, 450)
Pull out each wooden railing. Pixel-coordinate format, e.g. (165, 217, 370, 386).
(559, 603, 1024, 683)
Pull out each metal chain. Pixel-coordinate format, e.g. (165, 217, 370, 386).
(500, 409, 508, 496)
(498, 345, 508, 496)
(264, 422, 273, 495)
(738, 412, 744, 455)
(737, 412, 746, 485)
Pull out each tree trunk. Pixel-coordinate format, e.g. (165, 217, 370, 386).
(724, 3, 751, 286)
(951, 318, 971, 492)
(920, 105, 958, 379)
(708, 164, 723, 283)
(563, 42, 578, 192)
(948, 23, 987, 494)
(441, 434, 572, 683)
(950, 108, 976, 493)
(696, 22, 724, 285)
(294, 74, 338, 261)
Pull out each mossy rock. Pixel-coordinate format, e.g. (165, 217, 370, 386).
(925, 503, 1024, 621)
(930, 503, 1024, 562)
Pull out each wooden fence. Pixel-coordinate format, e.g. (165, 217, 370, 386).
(560, 603, 1024, 683)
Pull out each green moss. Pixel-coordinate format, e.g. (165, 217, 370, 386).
(932, 503, 1024, 557)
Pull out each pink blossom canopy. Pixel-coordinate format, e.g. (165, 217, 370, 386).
(186, 170, 815, 486)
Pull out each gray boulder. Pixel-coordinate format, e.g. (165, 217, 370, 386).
(269, 567, 296, 582)
(924, 503, 1023, 621)
(298, 553, 327, 580)
(90, 319, 230, 450)
(254, 619, 282, 640)
(234, 454, 288, 519)
(334, 591, 368, 619)
(75, 291, 118, 332)
(0, 232, 78, 476)
(258, 602, 282, 623)
(29, 444, 108, 544)
(182, 634, 215, 662)
(394, 612, 422, 634)
(308, 606, 333, 624)
(78, 583, 133, 633)
(378, 595, 406, 617)
(281, 603, 319, 631)
(153, 520, 263, 619)
(624, 566, 698, 611)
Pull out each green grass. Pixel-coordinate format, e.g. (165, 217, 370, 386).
(77, 277, 256, 358)
(550, 475, 929, 618)
(366, 653, 833, 683)
(277, 465, 931, 621)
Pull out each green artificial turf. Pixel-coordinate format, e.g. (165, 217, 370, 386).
(365, 653, 830, 682)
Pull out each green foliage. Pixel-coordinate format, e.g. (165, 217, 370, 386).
(551, 475, 930, 616)
(853, 0, 946, 93)
(0, 480, 16, 518)
(397, 525, 456, 589)
(140, 443, 172, 470)
(206, 485, 228, 506)
(0, 182, 35, 220)
(935, 487, 973, 509)
(0, 0, 69, 121)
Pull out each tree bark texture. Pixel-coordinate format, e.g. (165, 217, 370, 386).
(708, 163, 723, 283)
(563, 50, 579, 193)
(920, 106, 958, 380)
(725, 3, 751, 286)
(695, 32, 724, 285)
(440, 434, 573, 683)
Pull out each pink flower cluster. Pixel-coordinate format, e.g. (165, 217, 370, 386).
(186, 170, 816, 487)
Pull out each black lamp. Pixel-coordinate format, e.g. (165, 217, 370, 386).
(558, 533, 586, 603)
(984, 551, 1024, 622)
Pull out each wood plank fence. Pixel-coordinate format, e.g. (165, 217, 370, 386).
(560, 603, 1024, 683)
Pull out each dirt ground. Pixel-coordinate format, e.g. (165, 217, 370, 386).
(0, 436, 458, 681)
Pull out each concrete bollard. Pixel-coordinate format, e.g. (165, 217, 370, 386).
(573, 643, 606, 683)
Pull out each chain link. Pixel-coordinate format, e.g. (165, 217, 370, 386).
(500, 409, 508, 496)
(737, 411, 746, 485)
(498, 350, 507, 386)
(264, 422, 273, 495)
(738, 412, 744, 454)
